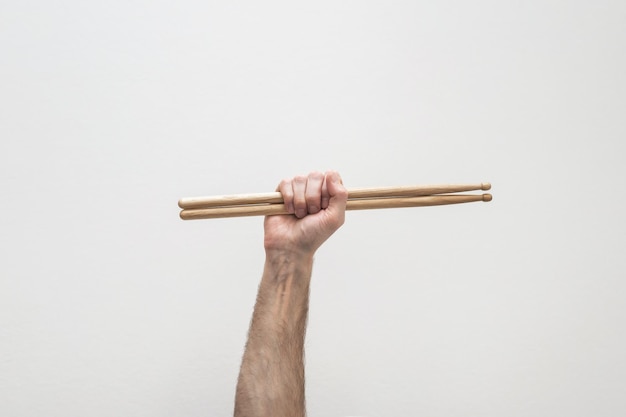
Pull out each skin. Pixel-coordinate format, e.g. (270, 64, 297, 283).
(234, 171, 348, 417)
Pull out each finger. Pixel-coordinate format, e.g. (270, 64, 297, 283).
(292, 175, 308, 218)
(320, 175, 330, 210)
(305, 171, 324, 214)
(277, 178, 295, 214)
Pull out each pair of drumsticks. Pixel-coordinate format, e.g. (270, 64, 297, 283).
(178, 182, 492, 220)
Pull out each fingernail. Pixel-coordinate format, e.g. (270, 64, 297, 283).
(296, 209, 306, 218)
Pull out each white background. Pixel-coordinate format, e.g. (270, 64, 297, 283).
(1, 1, 625, 416)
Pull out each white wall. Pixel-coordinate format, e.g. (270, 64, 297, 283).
(2, 1, 625, 416)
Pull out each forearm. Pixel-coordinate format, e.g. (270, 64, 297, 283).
(234, 251, 314, 417)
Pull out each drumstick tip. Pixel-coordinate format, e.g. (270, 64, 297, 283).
(481, 182, 491, 190)
(482, 193, 493, 202)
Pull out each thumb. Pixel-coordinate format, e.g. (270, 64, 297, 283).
(325, 171, 348, 216)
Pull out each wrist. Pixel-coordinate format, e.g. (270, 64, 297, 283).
(265, 244, 316, 263)
(264, 248, 315, 271)
(263, 250, 314, 290)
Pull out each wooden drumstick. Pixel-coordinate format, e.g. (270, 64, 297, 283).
(178, 183, 492, 210)
(179, 193, 492, 220)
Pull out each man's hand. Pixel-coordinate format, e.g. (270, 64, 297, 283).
(263, 171, 348, 257)
(235, 171, 347, 417)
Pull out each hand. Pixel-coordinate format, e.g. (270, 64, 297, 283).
(263, 171, 348, 257)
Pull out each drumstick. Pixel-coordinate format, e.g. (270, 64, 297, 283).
(179, 193, 492, 220)
(178, 183, 491, 210)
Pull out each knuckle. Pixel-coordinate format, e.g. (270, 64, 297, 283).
(278, 178, 291, 190)
(336, 187, 348, 199)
